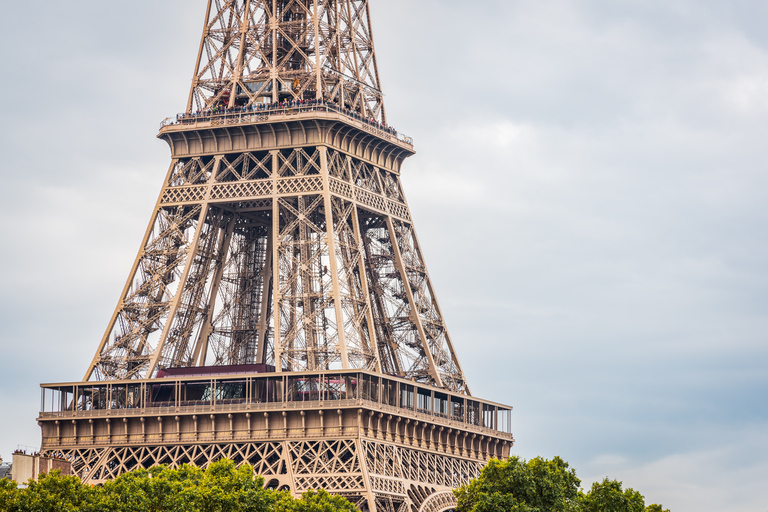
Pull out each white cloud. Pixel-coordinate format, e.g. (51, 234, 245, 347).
(725, 73, 768, 113)
(451, 121, 535, 149)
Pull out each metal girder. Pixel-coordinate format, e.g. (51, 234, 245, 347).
(187, 0, 386, 124)
(86, 141, 470, 394)
(52, 2, 516, 512)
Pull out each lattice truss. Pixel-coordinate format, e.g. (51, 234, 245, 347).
(389, 221, 465, 393)
(49, 442, 289, 486)
(289, 440, 365, 492)
(362, 441, 482, 491)
(46, 441, 366, 495)
(189, 0, 385, 122)
(88, 147, 467, 393)
(44, 438, 474, 510)
(88, 203, 207, 380)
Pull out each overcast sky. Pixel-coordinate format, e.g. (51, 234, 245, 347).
(1, 1, 767, 511)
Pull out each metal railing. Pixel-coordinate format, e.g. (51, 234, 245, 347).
(40, 370, 512, 435)
(159, 102, 414, 147)
(38, 398, 511, 439)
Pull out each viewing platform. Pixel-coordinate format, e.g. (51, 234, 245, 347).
(159, 102, 414, 151)
(38, 369, 513, 475)
(40, 369, 511, 438)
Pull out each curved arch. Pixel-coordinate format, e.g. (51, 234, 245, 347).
(419, 491, 458, 512)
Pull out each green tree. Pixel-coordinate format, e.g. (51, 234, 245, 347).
(96, 464, 206, 512)
(454, 456, 581, 512)
(273, 489, 358, 512)
(198, 459, 277, 512)
(0, 477, 20, 511)
(0, 456, 669, 512)
(13, 470, 98, 512)
(579, 478, 645, 512)
(96, 460, 278, 512)
(0, 460, 362, 512)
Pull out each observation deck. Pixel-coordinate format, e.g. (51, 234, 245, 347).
(157, 102, 415, 171)
(38, 369, 513, 484)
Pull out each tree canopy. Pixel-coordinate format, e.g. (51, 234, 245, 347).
(0, 455, 671, 512)
(455, 457, 670, 512)
(454, 456, 581, 512)
(0, 460, 354, 512)
(579, 478, 645, 512)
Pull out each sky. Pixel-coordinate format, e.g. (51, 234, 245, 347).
(1, 1, 767, 510)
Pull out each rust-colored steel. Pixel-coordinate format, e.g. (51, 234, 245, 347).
(40, 2, 514, 511)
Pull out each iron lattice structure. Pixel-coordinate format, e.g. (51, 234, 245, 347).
(39, 2, 514, 511)
(188, 0, 385, 122)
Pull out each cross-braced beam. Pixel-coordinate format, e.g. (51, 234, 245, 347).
(188, 0, 385, 123)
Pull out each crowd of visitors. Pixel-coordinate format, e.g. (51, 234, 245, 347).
(171, 98, 400, 138)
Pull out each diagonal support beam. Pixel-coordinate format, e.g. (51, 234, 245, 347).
(386, 217, 443, 388)
(192, 212, 237, 366)
(145, 203, 210, 378)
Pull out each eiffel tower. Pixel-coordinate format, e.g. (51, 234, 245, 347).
(38, 2, 514, 511)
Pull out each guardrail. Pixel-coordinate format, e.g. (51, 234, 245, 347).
(41, 370, 512, 435)
(39, 397, 512, 439)
(160, 103, 414, 147)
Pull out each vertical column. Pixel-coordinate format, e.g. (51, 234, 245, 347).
(343, 0, 364, 116)
(271, 0, 279, 102)
(256, 223, 274, 364)
(333, 1, 343, 108)
(364, 0, 385, 123)
(230, 0, 253, 107)
(187, 0, 214, 112)
(350, 205, 382, 373)
(271, 150, 283, 370)
(193, 211, 237, 366)
(321, 146, 351, 368)
(313, 0, 322, 100)
(356, 438, 379, 512)
(282, 439, 297, 498)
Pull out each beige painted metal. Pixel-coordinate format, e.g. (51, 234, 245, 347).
(385, 216, 443, 389)
(39, 370, 513, 512)
(186, 0, 386, 124)
(85, 107, 465, 390)
(47, 2, 515, 511)
(321, 147, 352, 369)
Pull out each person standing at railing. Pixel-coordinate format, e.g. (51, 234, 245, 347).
(165, 98, 404, 140)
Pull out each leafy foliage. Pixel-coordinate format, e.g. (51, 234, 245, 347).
(455, 457, 669, 512)
(579, 478, 645, 512)
(12, 470, 98, 512)
(0, 460, 350, 512)
(454, 456, 581, 512)
(0, 456, 670, 512)
(273, 489, 358, 512)
(0, 477, 21, 511)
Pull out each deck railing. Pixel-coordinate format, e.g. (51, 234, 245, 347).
(159, 102, 414, 147)
(40, 370, 512, 436)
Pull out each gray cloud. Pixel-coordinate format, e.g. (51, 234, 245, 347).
(1, 1, 767, 510)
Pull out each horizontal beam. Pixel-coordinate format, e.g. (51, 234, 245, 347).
(157, 176, 411, 223)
